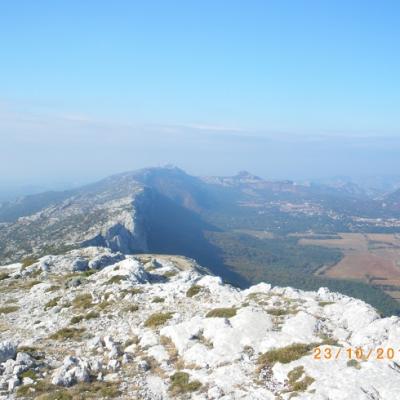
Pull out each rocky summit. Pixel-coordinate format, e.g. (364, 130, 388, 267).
(0, 247, 399, 399)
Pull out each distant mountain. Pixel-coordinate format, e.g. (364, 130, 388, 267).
(2, 166, 400, 266)
(2, 166, 400, 315)
(383, 188, 400, 209)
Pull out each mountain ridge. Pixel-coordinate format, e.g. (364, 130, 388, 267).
(1, 247, 400, 399)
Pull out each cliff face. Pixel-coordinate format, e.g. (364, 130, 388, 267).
(1, 247, 400, 399)
(0, 183, 151, 264)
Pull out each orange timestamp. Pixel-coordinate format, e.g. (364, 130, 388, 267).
(313, 346, 400, 361)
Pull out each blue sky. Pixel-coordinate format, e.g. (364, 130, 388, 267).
(0, 1, 400, 186)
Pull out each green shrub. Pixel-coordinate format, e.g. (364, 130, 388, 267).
(70, 315, 84, 324)
(163, 270, 178, 278)
(169, 371, 202, 394)
(287, 366, 304, 383)
(347, 359, 361, 369)
(186, 285, 202, 297)
(206, 307, 236, 318)
(49, 327, 85, 341)
(36, 392, 72, 400)
(152, 296, 165, 303)
(20, 370, 37, 380)
(290, 375, 315, 392)
(144, 312, 173, 328)
(16, 380, 56, 398)
(258, 343, 315, 366)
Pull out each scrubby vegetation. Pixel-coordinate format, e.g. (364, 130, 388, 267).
(21, 256, 39, 269)
(0, 305, 19, 314)
(44, 296, 61, 310)
(120, 287, 142, 296)
(49, 327, 86, 341)
(144, 312, 173, 328)
(347, 359, 361, 369)
(106, 275, 126, 285)
(258, 343, 315, 366)
(186, 284, 202, 297)
(45, 285, 60, 293)
(0, 272, 9, 281)
(70, 311, 99, 324)
(267, 308, 297, 316)
(318, 301, 335, 307)
(206, 307, 237, 318)
(169, 371, 202, 394)
(286, 366, 315, 393)
(16, 380, 120, 399)
(163, 270, 178, 278)
(152, 296, 165, 303)
(124, 304, 139, 312)
(72, 293, 93, 309)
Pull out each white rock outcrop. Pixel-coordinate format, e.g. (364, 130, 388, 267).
(1, 247, 400, 399)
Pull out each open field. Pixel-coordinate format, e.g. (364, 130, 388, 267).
(300, 233, 400, 300)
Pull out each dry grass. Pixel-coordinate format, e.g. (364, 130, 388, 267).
(186, 285, 202, 297)
(169, 371, 202, 395)
(44, 296, 61, 310)
(49, 327, 86, 341)
(144, 312, 173, 328)
(258, 343, 315, 367)
(106, 275, 126, 285)
(206, 307, 236, 318)
(0, 272, 10, 281)
(17, 380, 121, 399)
(21, 256, 39, 269)
(72, 293, 93, 309)
(0, 305, 19, 314)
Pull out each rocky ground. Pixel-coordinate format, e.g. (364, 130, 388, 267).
(1, 247, 400, 399)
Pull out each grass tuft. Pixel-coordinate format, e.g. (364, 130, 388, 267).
(258, 343, 315, 366)
(186, 285, 202, 297)
(169, 371, 202, 394)
(106, 275, 126, 285)
(0, 305, 19, 314)
(152, 296, 165, 303)
(72, 293, 93, 309)
(49, 327, 86, 341)
(144, 312, 173, 328)
(44, 297, 61, 310)
(206, 307, 236, 318)
(0, 272, 10, 281)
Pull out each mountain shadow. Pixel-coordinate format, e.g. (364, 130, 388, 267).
(142, 189, 249, 288)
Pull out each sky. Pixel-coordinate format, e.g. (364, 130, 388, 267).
(0, 1, 400, 190)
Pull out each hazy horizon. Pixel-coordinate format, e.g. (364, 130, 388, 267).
(1, 1, 400, 189)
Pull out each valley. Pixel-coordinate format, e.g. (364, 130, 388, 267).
(2, 167, 400, 316)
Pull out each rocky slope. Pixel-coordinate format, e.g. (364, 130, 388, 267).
(1, 247, 400, 399)
(0, 166, 214, 266)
